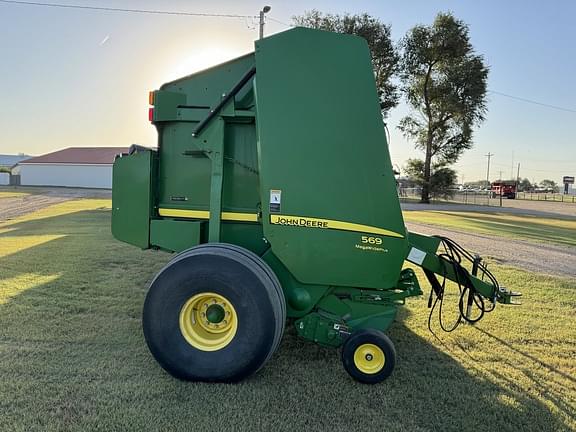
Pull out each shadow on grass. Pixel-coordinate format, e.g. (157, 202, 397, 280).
(474, 327, 576, 385)
(0, 209, 571, 431)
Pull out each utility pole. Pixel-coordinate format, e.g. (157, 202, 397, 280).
(485, 152, 494, 188)
(259, 6, 271, 39)
(511, 150, 514, 180)
(499, 170, 503, 207)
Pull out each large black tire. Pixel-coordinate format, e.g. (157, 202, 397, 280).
(341, 329, 396, 384)
(143, 243, 285, 382)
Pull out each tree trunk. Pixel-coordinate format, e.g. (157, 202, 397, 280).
(421, 132, 433, 203)
(421, 62, 434, 204)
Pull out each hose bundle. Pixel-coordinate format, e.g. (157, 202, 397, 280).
(427, 236, 499, 333)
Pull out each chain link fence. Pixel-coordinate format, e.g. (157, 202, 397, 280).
(399, 188, 576, 206)
(399, 188, 491, 205)
(515, 192, 576, 203)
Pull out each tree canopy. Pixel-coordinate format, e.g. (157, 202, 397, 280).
(399, 12, 488, 203)
(540, 179, 559, 192)
(518, 178, 532, 192)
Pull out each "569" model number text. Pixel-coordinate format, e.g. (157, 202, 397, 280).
(361, 236, 383, 245)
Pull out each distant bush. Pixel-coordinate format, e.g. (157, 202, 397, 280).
(404, 158, 457, 200)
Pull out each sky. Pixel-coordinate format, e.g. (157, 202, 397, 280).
(0, 0, 575, 183)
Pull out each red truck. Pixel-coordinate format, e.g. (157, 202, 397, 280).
(491, 181, 517, 199)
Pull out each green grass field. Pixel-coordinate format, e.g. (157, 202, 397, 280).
(0, 185, 51, 197)
(0, 200, 575, 431)
(0, 191, 29, 199)
(403, 211, 576, 247)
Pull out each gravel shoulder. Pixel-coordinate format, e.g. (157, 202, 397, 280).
(500, 198, 576, 218)
(0, 188, 111, 222)
(406, 221, 576, 278)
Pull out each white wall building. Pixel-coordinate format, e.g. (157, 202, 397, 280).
(0, 172, 9, 185)
(18, 147, 129, 189)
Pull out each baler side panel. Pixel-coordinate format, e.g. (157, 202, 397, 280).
(152, 54, 264, 254)
(254, 28, 408, 289)
(160, 53, 255, 109)
(157, 54, 258, 216)
(222, 122, 260, 214)
(111, 150, 154, 249)
(157, 121, 211, 211)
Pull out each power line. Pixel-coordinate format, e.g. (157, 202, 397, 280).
(489, 162, 510, 168)
(457, 155, 575, 165)
(0, 0, 256, 19)
(489, 90, 576, 114)
(519, 167, 570, 174)
(3, 0, 575, 118)
(267, 16, 293, 27)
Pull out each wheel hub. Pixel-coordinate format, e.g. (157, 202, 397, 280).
(353, 343, 385, 374)
(206, 304, 225, 324)
(179, 292, 238, 351)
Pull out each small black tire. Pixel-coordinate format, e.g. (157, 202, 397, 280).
(341, 329, 396, 384)
(143, 243, 285, 382)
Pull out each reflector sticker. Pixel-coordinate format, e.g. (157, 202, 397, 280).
(269, 189, 281, 213)
(407, 247, 426, 265)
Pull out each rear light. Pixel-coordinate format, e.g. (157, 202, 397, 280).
(149, 91, 155, 105)
(148, 107, 154, 122)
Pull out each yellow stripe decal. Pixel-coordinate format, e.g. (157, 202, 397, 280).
(158, 208, 258, 222)
(270, 214, 404, 238)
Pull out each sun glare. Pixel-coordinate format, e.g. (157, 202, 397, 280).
(161, 47, 248, 83)
(0, 273, 62, 305)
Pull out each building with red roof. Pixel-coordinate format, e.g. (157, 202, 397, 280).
(17, 147, 129, 189)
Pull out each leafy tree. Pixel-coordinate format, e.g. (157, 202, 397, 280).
(540, 179, 559, 193)
(518, 178, 532, 192)
(293, 10, 400, 116)
(399, 12, 488, 203)
(404, 158, 457, 199)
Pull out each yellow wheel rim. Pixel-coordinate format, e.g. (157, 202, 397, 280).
(179, 292, 238, 351)
(353, 343, 385, 374)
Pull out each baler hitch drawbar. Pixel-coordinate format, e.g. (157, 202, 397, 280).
(111, 27, 519, 384)
(420, 236, 521, 333)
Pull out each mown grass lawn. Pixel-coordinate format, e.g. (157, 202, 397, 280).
(403, 211, 576, 247)
(0, 185, 52, 198)
(0, 191, 29, 199)
(0, 200, 574, 431)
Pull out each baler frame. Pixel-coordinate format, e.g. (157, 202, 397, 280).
(111, 27, 518, 384)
